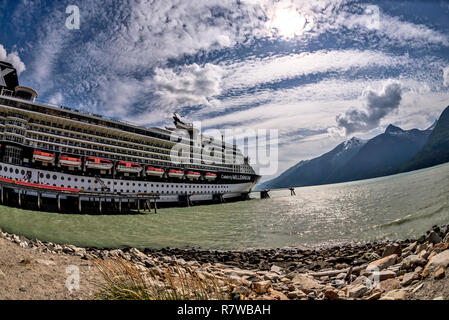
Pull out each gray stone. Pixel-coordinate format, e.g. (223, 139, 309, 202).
(287, 290, 307, 299)
(425, 250, 449, 273)
(382, 243, 401, 258)
(270, 265, 282, 274)
(401, 272, 418, 286)
(401, 255, 427, 270)
(366, 254, 398, 271)
(291, 274, 324, 293)
(253, 280, 271, 295)
(348, 284, 369, 298)
(427, 231, 442, 244)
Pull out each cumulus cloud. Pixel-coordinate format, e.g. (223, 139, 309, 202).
(0, 44, 26, 74)
(336, 82, 402, 135)
(153, 63, 223, 108)
(444, 66, 449, 87)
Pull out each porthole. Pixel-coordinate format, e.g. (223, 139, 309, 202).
(61, 176, 64, 181)
(0, 166, 2, 171)
(53, 175, 57, 180)
(46, 174, 50, 179)
(68, 177, 71, 181)
(3, 167, 6, 172)
(21, 170, 25, 175)
(10, 168, 14, 174)
(81, 179, 84, 183)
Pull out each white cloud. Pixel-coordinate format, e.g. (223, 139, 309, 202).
(444, 66, 449, 87)
(336, 81, 403, 135)
(0, 44, 26, 74)
(153, 63, 223, 109)
(221, 50, 410, 91)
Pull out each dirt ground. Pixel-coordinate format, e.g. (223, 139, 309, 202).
(0, 237, 102, 300)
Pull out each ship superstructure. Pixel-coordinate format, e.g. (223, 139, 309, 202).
(0, 61, 260, 207)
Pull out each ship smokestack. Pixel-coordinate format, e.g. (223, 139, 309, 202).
(0, 61, 38, 102)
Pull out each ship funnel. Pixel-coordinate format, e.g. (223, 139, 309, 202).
(0, 61, 39, 102)
(0, 61, 19, 95)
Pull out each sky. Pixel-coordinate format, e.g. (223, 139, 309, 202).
(0, 0, 448, 181)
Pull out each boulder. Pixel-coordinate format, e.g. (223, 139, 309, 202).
(401, 272, 419, 286)
(371, 270, 396, 281)
(253, 280, 271, 295)
(379, 278, 400, 293)
(434, 267, 445, 280)
(269, 289, 289, 300)
(324, 289, 340, 300)
(287, 290, 307, 299)
(366, 254, 398, 271)
(382, 243, 401, 258)
(427, 231, 442, 244)
(348, 284, 369, 298)
(291, 274, 324, 293)
(270, 265, 282, 274)
(424, 250, 449, 273)
(400, 255, 427, 270)
(379, 290, 407, 300)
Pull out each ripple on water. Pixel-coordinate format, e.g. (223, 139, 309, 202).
(0, 163, 448, 250)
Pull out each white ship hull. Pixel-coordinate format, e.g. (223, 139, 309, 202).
(0, 162, 257, 203)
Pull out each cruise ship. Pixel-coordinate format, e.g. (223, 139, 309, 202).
(0, 61, 260, 209)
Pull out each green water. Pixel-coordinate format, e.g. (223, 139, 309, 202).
(0, 163, 448, 250)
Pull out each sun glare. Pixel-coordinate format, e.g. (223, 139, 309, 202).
(271, 8, 306, 39)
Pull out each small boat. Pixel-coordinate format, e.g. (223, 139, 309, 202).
(186, 171, 201, 180)
(33, 150, 55, 165)
(146, 166, 165, 177)
(205, 172, 217, 180)
(168, 169, 184, 179)
(85, 157, 113, 171)
(59, 155, 82, 169)
(116, 161, 142, 174)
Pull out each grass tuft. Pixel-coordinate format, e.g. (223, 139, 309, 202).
(89, 254, 232, 300)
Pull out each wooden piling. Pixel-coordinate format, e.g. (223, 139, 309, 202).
(37, 192, 42, 209)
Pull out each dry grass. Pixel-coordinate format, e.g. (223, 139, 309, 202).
(89, 254, 232, 300)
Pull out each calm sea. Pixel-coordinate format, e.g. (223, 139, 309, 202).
(0, 163, 448, 250)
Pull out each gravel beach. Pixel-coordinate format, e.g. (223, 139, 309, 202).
(1, 225, 449, 300)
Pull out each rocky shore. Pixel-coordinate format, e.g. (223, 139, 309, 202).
(1, 225, 449, 300)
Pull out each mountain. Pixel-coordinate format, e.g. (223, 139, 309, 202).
(402, 106, 449, 171)
(259, 117, 439, 189)
(328, 125, 432, 183)
(257, 137, 366, 189)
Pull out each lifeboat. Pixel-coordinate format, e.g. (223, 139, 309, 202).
(146, 166, 165, 177)
(168, 169, 184, 179)
(186, 171, 201, 180)
(85, 157, 113, 171)
(116, 161, 142, 174)
(59, 155, 82, 169)
(33, 150, 55, 165)
(205, 172, 217, 181)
